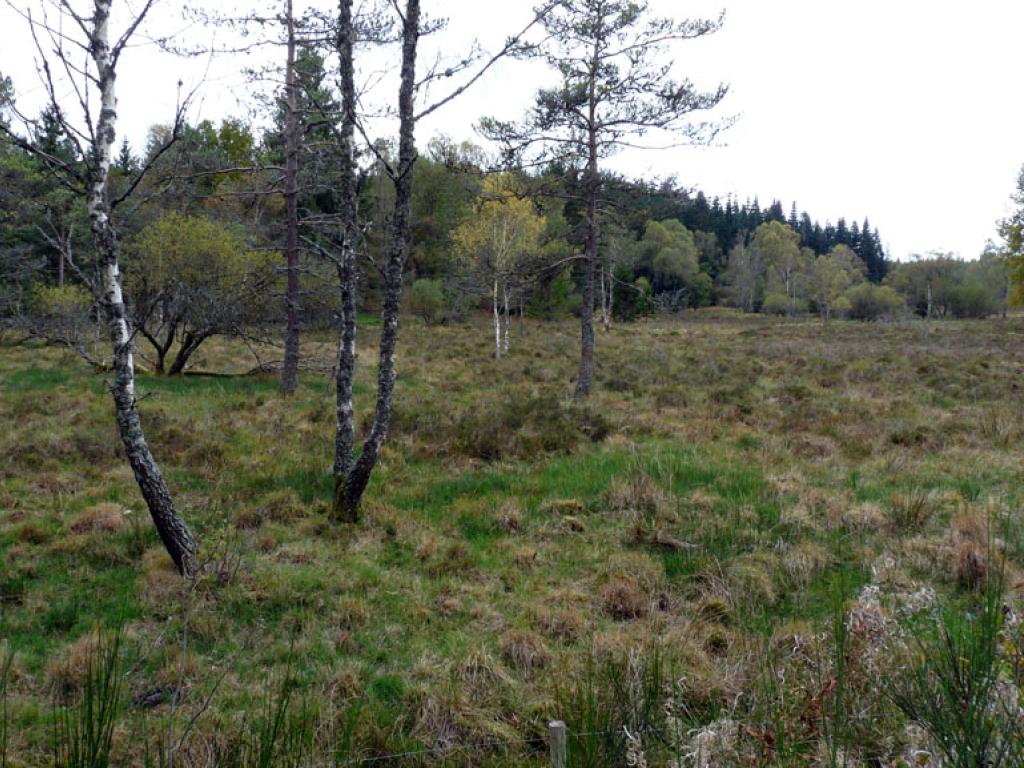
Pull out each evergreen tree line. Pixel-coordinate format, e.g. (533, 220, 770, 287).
(603, 181, 889, 284)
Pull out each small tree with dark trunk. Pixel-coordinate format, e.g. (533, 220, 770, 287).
(327, 0, 550, 522)
(480, 0, 731, 398)
(126, 212, 278, 375)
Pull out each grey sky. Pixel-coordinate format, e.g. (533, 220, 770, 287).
(2, 0, 1021, 261)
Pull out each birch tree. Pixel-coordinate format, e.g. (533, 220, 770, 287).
(0, 0, 198, 574)
(809, 244, 863, 322)
(453, 175, 544, 359)
(722, 240, 762, 312)
(480, 0, 730, 398)
(1001, 165, 1024, 304)
(328, 0, 548, 522)
(754, 221, 805, 312)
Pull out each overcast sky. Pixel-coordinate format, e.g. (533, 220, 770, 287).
(2, 0, 1022, 261)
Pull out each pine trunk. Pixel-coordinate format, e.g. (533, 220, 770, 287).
(575, 50, 600, 400)
(280, 0, 302, 395)
(575, 153, 598, 399)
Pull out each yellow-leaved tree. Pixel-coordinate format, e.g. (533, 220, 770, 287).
(126, 213, 278, 374)
(453, 175, 544, 359)
(1002, 166, 1024, 304)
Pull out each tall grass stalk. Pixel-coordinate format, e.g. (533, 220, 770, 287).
(51, 626, 124, 768)
(1, 645, 13, 768)
(820, 564, 852, 766)
(891, 572, 1023, 767)
(558, 647, 666, 768)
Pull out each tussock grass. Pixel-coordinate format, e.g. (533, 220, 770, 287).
(2, 315, 1024, 764)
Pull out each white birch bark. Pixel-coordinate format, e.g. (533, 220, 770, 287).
(502, 284, 510, 354)
(88, 0, 197, 574)
(493, 279, 501, 360)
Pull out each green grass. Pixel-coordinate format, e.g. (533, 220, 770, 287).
(3, 367, 72, 391)
(2, 314, 1024, 765)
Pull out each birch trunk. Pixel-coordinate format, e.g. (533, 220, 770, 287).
(88, 0, 197, 574)
(335, 0, 420, 522)
(606, 249, 615, 328)
(599, 266, 609, 331)
(332, 0, 359, 504)
(493, 279, 501, 360)
(280, 0, 302, 395)
(502, 285, 510, 354)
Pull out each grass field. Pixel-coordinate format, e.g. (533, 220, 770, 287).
(2, 312, 1024, 766)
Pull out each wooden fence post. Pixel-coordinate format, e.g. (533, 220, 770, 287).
(549, 719, 567, 768)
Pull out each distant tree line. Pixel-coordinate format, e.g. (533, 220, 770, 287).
(0, 96, 1015, 363)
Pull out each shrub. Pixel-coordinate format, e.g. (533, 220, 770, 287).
(407, 278, 446, 325)
(452, 395, 611, 461)
(948, 281, 999, 319)
(529, 268, 581, 319)
(26, 284, 98, 356)
(32, 284, 93, 318)
(844, 282, 905, 320)
(761, 292, 807, 316)
(612, 266, 655, 321)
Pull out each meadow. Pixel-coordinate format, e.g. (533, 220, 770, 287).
(2, 312, 1024, 766)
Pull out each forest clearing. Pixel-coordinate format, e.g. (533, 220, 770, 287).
(3, 314, 1024, 765)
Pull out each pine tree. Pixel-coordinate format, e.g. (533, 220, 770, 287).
(835, 217, 850, 246)
(35, 105, 77, 163)
(115, 138, 135, 174)
(799, 212, 814, 249)
(481, 0, 729, 398)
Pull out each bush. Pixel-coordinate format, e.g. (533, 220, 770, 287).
(761, 292, 807, 316)
(453, 394, 612, 461)
(690, 272, 715, 308)
(32, 284, 93, 317)
(407, 278, 446, 324)
(948, 281, 998, 319)
(613, 266, 655, 321)
(529, 268, 581, 319)
(844, 283, 905, 320)
(25, 284, 101, 361)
